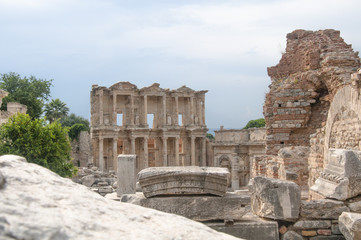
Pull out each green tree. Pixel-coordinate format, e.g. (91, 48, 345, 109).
(0, 72, 52, 119)
(68, 123, 89, 141)
(59, 113, 90, 129)
(44, 98, 69, 123)
(0, 113, 77, 177)
(206, 133, 215, 140)
(243, 118, 266, 129)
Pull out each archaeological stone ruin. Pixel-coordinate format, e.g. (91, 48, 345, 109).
(90, 82, 209, 173)
(3, 28, 361, 240)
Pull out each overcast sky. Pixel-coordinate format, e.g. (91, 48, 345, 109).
(0, 0, 360, 129)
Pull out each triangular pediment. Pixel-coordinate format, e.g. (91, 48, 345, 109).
(110, 82, 138, 90)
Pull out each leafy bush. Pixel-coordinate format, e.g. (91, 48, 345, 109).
(0, 113, 77, 177)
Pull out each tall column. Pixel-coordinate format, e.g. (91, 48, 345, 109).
(232, 159, 240, 190)
(162, 136, 168, 166)
(175, 137, 180, 166)
(130, 95, 134, 125)
(113, 93, 117, 125)
(163, 95, 167, 125)
(175, 96, 179, 125)
(130, 136, 136, 154)
(99, 136, 104, 171)
(191, 136, 196, 166)
(202, 138, 207, 166)
(99, 90, 104, 125)
(202, 96, 206, 125)
(143, 95, 148, 126)
(190, 97, 194, 125)
(143, 136, 149, 169)
(113, 137, 118, 171)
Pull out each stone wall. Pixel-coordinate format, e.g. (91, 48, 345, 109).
(212, 127, 266, 189)
(71, 131, 92, 167)
(262, 29, 361, 191)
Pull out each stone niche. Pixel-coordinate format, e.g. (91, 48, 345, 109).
(311, 148, 361, 200)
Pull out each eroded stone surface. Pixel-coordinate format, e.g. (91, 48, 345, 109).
(338, 212, 361, 240)
(311, 149, 361, 200)
(138, 166, 229, 197)
(282, 230, 303, 240)
(206, 216, 279, 240)
(121, 192, 250, 221)
(249, 176, 300, 221)
(0, 155, 240, 240)
(301, 199, 350, 219)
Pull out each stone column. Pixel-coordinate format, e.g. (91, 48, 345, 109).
(99, 90, 104, 125)
(113, 93, 117, 125)
(202, 138, 207, 166)
(175, 96, 179, 125)
(190, 97, 194, 125)
(175, 137, 180, 166)
(117, 154, 136, 197)
(143, 136, 149, 169)
(162, 136, 168, 166)
(231, 158, 240, 190)
(130, 136, 136, 154)
(143, 95, 148, 125)
(191, 136, 196, 166)
(99, 136, 104, 171)
(202, 96, 206, 125)
(130, 95, 134, 125)
(113, 137, 118, 171)
(163, 95, 167, 125)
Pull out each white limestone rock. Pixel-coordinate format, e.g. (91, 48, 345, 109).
(249, 176, 301, 221)
(339, 212, 361, 240)
(0, 155, 240, 240)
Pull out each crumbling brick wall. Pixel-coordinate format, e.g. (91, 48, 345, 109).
(262, 29, 361, 189)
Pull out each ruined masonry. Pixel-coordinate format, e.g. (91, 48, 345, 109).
(90, 82, 208, 174)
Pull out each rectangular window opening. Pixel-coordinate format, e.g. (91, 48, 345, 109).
(147, 114, 154, 128)
(178, 114, 183, 126)
(117, 113, 123, 126)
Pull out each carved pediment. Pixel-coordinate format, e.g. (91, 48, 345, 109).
(176, 85, 195, 93)
(141, 83, 165, 93)
(110, 82, 138, 91)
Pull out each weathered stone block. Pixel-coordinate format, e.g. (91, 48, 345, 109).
(206, 216, 279, 240)
(293, 220, 331, 229)
(138, 166, 228, 198)
(121, 192, 250, 221)
(249, 176, 301, 221)
(302, 230, 317, 236)
(311, 149, 361, 200)
(282, 231, 302, 240)
(309, 236, 345, 240)
(301, 199, 350, 219)
(339, 212, 361, 240)
(117, 154, 136, 197)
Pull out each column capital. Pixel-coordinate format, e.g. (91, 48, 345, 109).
(162, 136, 168, 140)
(143, 136, 149, 140)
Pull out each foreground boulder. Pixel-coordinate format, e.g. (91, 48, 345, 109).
(249, 176, 300, 221)
(0, 155, 239, 240)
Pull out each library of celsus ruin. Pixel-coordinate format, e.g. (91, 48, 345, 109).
(90, 82, 208, 173)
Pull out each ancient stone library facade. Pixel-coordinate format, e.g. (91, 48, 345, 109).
(90, 82, 208, 173)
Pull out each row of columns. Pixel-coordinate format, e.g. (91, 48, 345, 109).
(98, 91, 206, 126)
(98, 135, 207, 171)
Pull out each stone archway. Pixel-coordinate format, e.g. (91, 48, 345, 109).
(218, 155, 232, 187)
(324, 85, 361, 163)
